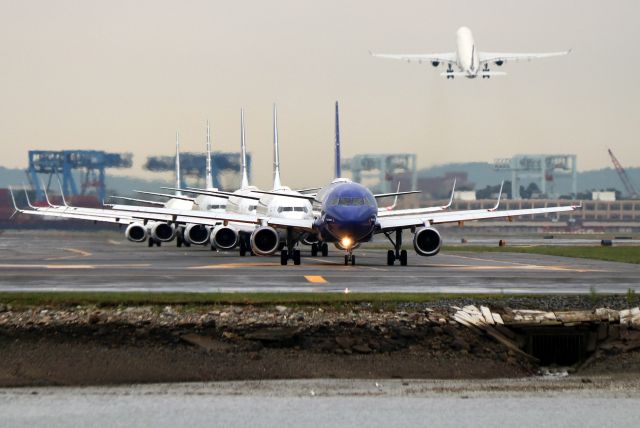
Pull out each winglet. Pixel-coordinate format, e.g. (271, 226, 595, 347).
(23, 188, 36, 209)
(40, 180, 57, 208)
(8, 186, 21, 217)
(488, 181, 504, 212)
(444, 178, 456, 209)
(56, 178, 70, 207)
(380, 183, 401, 212)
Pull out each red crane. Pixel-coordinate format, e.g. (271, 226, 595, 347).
(608, 148, 639, 199)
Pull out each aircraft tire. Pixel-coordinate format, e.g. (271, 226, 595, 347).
(321, 243, 329, 257)
(387, 250, 395, 266)
(311, 243, 318, 257)
(400, 250, 408, 266)
(280, 250, 288, 266)
(293, 249, 301, 265)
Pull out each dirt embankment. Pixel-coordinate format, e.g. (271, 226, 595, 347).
(0, 300, 638, 387)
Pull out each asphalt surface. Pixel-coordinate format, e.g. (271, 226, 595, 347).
(0, 231, 638, 293)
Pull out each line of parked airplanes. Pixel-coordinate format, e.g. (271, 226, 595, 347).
(10, 100, 581, 266)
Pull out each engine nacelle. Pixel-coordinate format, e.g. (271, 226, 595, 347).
(301, 233, 320, 245)
(413, 227, 442, 257)
(210, 225, 238, 250)
(184, 224, 210, 245)
(431, 61, 440, 67)
(250, 226, 280, 256)
(495, 60, 504, 66)
(125, 222, 148, 243)
(149, 222, 176, 242)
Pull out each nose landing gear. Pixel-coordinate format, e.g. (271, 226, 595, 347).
(446, 64, 454, 79)
(280, 228, 301, 266)
(344, 251, 355, 266)
(482, 64, 490, 79)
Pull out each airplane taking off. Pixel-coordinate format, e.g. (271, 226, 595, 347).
(370, 26, 571, 79)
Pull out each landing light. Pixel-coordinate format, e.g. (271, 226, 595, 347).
(340, 237, 353, 249)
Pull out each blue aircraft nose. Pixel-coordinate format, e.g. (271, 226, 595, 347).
(324, 205, 376, 242)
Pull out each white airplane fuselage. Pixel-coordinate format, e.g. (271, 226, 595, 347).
(455, 26, 479, 78)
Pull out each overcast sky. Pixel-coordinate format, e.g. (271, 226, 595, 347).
(1, 0, 638, 189)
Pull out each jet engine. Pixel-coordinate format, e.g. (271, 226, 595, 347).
(495, 60, 504, 66)
(301, 232, 320, 245)
(149, 222, 176, 242)
(413, 227, 442, 257)
(210, 225, 239, 250)
(125, 222, 148, 243)
(184, 224, 210, 245)
(250, 226, 280, 256)
(431, 61, 440, 67)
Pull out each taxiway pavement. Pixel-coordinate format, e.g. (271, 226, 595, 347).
(0, 232, 638, 293)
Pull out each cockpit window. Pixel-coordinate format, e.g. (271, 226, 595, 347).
(207, 204, 226, 210)
(277, 206, 308, 213)
(338, 197, 366, 206)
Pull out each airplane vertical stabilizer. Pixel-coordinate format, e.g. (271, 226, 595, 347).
(175, 131, 182, 196)
(335, 101, 341, 179)
(272, 104, 282, 190)
(205, 120, 214, 190)
(240, 109, 249, 189)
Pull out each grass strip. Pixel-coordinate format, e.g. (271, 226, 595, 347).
(445, 245, 640, 264)
(0, 291, 531, 309)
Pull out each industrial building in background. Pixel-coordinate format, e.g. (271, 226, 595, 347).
(144, 152, 251, 190)
(26, 150, 133, 202)
(342, 154, 417, 194)
(494, 154, 577, 200)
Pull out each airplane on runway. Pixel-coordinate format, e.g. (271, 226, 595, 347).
(165, 107, 319, 263)
(370, 26, 571, 79)
(9, 102, 581, 266)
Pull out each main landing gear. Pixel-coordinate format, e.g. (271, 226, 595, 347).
(148, 237, 161, 247)
(311, 242, 329, 257)
(176, 235, 190, 248)
(239, 236, 254, 257)
(281, 228, 301, 266)
(384, 229, 408, 266)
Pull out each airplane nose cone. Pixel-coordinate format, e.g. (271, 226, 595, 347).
(325, 207, 376, 242)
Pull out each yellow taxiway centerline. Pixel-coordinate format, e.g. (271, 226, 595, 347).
(304, 275, 327, 283)
(45, 248, 93, 261)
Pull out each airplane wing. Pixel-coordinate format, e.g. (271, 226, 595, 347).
(377, 203, 581, 231)
(479, 50, 571, 64)
(370, 51, 457, 65)
(379, 179, 457, 217)
(108, 204, 316, 231)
